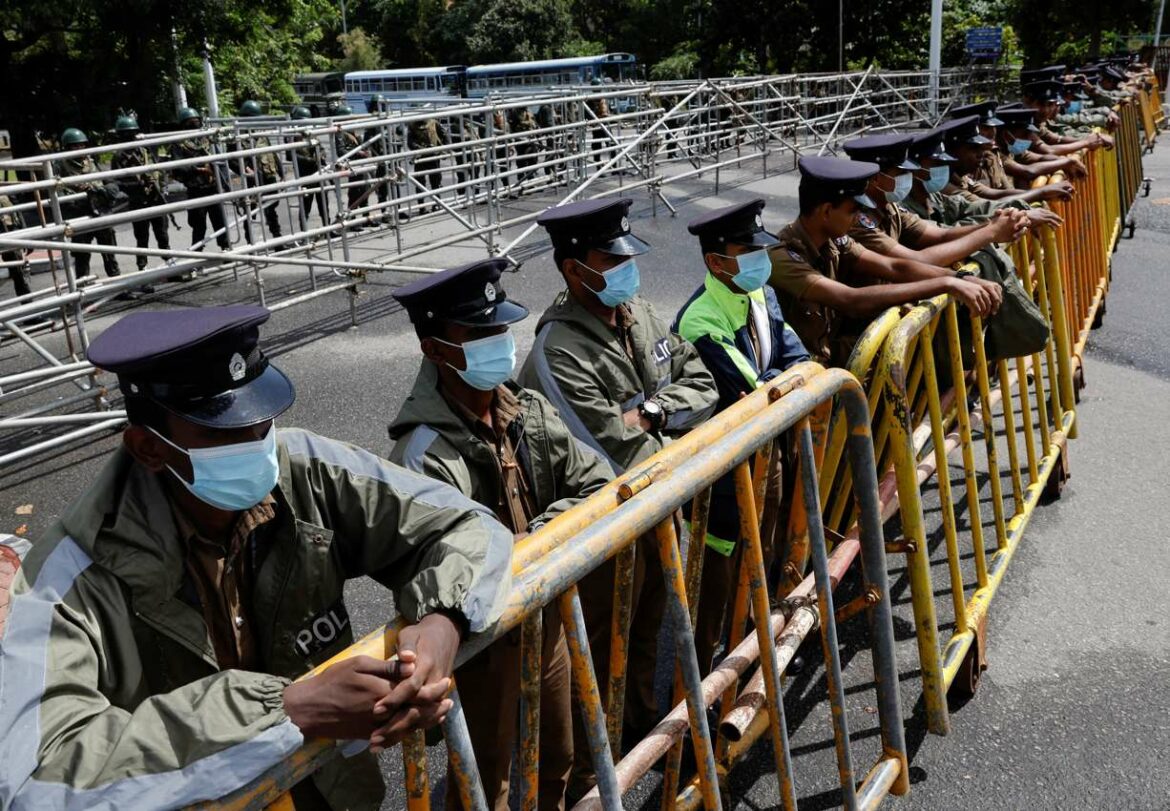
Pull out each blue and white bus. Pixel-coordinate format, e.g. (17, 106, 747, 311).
(343, 67, 466, 112)
(464, 53, 639, 97)
(341, 54, 640, 112)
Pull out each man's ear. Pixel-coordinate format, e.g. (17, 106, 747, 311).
(420, 336, 445, 364)
(123, 425, 170, 472)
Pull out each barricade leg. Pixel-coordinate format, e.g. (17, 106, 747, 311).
(559, 585, 623, 810)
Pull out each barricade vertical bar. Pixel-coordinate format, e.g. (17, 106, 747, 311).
(880, 308, 949, 735)
(968, 314, 1009, 550)
(662, 488, 713, 811)
(402, 731, 430, 811)
(518, 611, 543, 811)
(605, 545, 635, 756)
(835, 384, 910, 796)
(559, 585, 623, 810)
(653, 517, 724, 811)
(997, 360, 1025, 510)
(733, 462, 800, 811)
(1038, 226, 1078, 439)
(918, 320, 968, 633)
(444, 689, 490, 811)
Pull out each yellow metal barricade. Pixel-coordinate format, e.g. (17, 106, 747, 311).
(201, 365, 910, 811)
(873, 216, 1079, 733)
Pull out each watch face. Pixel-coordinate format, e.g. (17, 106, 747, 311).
(642, 400, 662, 415)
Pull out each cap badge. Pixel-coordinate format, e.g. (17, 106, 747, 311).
(755, 214, 763, 228)
(484, 282, 497, 302)
(620, 216, 630, 233)
(228, 352, 247, 382)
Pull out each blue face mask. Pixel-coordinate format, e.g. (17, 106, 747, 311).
(923, 164, 950, 194)
(1066, 100, 1083, 114)
(1008, 137, 1032, 156)
(438, 331, 516, 391)
(721, 248, 771, 293)
(151, 424, 280, 512)
(581, 257, 640, 307)
(884, 172, 913, 204)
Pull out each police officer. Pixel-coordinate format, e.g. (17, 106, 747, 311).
(768, 156, 996, 366)
(515, 199, 718, 799)
(944, 112, 1079, 199)
(111, 114, 169, 281)
(841, 133, 1023, 273)
(389, 258, 612, 811)
(407, 115, 450, 214)
(289, 105, 330, 229)
(1022, 80, 1112, 155)
(237, 100, 284, 241)
(55, 127, 123, 281)
(171, 107, 232, 252)
(903, 126, 1063, 230)
(1, 304, 514, 809)
(511, 107, 540, 185)
(674, 200, 809, 674)
(362, 95, 392, 223)
(333, 104, 374, 227)
(948, 101, 1012, 190)
(1, 192, 34, 301)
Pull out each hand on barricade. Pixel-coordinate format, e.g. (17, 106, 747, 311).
(947, 277, 996, 317)
(282, 654, 420, 741)
(1096, 132, 1115, 150)
(1039, 181, 1075, 202)
(368, 611, 464, 751)
(1066, 157, 1089, 179)
(971, 276, 1004, 313)
(1025, 207, 1063, 228)
(623, 408, 653, 432)
(988, 208, 1027, 244)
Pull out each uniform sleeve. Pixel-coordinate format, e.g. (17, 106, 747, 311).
(896, 206, 929, 248)
(848, 219, 901, 255)
(0, 539, 304, 810)
(524, 336, 662, 474)
(526, 393, 614, 530)
(768, 245, 824, 301)
(655, 329, 719, 433)
(280, 430, 512, 634)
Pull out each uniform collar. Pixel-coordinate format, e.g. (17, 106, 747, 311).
(702, 270, 763, 317)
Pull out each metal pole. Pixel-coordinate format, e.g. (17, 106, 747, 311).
(838, 0, 844, 72)
(929, 0, 944, 119)
(170, 27, 188, 116)
(1155, 0, 1168, 76)
(203, 44, 220, 119)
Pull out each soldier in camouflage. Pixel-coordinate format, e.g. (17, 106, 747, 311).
(111, 115, 171, 274)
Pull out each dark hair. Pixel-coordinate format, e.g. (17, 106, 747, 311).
(552, 244, 587, 276)
(123, 392, 169, 433)
(697, 236, 723, 256)
(799, 181, 850, 217)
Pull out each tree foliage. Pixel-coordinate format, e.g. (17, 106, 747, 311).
(0, 0, 1158, 159)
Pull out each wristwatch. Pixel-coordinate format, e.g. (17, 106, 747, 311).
(955, 268, 977, 280)
(639, 399, 665, 431)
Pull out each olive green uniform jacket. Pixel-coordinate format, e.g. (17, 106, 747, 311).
(0, 428, 513, 810)
(388, 361, 612, 530)
(516, 292, 718, 475)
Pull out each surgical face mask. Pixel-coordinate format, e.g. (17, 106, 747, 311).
(883, 172, 913, 204)
(1008, 137, 1032, 156)
(718, 248, 771, 293)
(580, 257, 640, 307)
(1066, 100, 1083, 114)
(437, 331, 516, 391)
(923, 164, 951, 194)
(150, 423, 279, 512)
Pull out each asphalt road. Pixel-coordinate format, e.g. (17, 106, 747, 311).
(2, 141, 1169, 810)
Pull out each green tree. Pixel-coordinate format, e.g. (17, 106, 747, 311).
(336, 26, 383, 71)
(465, 0, 579, 63)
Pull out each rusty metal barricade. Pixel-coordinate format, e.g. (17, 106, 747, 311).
(200, 363, 909, 811)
